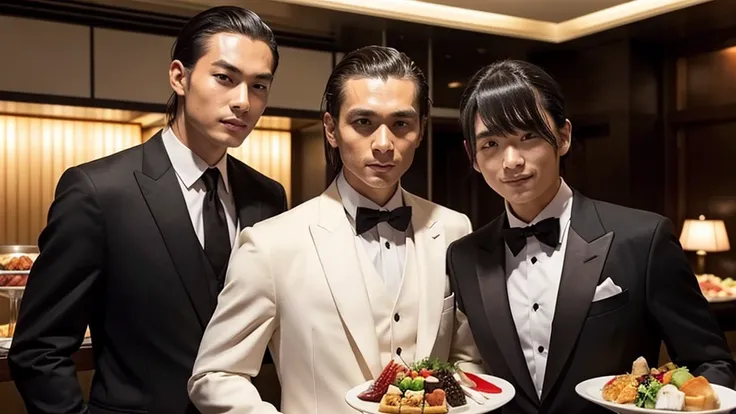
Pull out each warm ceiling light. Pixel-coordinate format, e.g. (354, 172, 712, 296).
(271, 0, 714, 43)
(447, 81, 463, 89)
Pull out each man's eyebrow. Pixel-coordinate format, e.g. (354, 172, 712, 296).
(391, 109, 418, 118)
(345, 108, 378, 118)
(344, 108, 418, 118)
(212, 59, 241, 75)
(475, 129, 495, 140)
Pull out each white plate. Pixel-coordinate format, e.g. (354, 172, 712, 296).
(346, 374, 515, 414)
(575, 375, 736, 414)
(706, 296, 736, 303)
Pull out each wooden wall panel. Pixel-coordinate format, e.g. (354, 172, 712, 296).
(0, 116, 141, 245)
(0, 16, 90, 98)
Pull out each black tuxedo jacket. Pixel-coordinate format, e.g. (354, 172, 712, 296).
(8, 132, 287, 414)
(447, 190, 736, 414)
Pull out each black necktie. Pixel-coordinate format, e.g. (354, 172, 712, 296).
(355, 206, 412, 235)
(502, 216, 560, 256)
(201, 168, 231, 283)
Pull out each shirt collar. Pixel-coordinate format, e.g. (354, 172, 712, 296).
(161, 128, 230, 193)
(336, 169, 404, 223)
(505, 178, 573, 242)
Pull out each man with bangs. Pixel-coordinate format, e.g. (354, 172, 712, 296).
(446, 59, 735, 413)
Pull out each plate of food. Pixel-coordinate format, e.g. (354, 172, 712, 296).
(698, 274, 736, 303)
(0, 246, 37, 288)
(346, 358, 515, 413)
(575, 356, 736, 413)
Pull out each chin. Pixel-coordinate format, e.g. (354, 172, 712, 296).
(211, 130, 249, 148)
(362, 175, 396, 189)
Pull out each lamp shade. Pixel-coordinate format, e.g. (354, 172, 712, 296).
(679, 215, 730, 253)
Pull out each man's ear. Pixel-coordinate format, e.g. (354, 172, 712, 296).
(169, 60, 187, 96)
(463, 140, 480, 172)
(323, 112, 338, 148)
(558, 119, 572, 157)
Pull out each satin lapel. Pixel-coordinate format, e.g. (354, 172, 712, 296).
(309, 183, 382, 378)
(408, 194, 445, 360)
(227, 157, 265, 230)
(134, 133, 216, 328)
(478, 217, 540, 405)
(541, 192, 614, 401)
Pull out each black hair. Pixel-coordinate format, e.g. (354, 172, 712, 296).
(165, 6, 279, 126)
(459, 59, 566, 164)
(321, 45, 430, 180)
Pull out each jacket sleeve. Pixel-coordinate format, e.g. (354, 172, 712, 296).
(647, 217, 736, 387)
(8, 167, 103, 414)
(188, 226, 281, 414)
(447, 215, 485, 374)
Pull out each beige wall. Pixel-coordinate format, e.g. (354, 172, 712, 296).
(0, 16, 335, 113)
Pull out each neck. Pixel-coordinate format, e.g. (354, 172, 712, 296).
(508, 177, 561, 223)
(171, 115, 227, 166)
(343, 169, 398, 207)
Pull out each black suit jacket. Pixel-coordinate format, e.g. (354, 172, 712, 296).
(8, 132, 288, 414)
(447, 190, 736, 414)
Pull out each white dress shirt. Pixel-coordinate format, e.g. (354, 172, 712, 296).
(336, 170, 408, 294)
(505, 178, 573, 397)
(161, 128, 238, 248)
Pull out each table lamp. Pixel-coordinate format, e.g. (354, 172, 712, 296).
(679, 215, 730, 274)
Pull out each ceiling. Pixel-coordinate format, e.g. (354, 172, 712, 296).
(420, 0, 631, 23)
(269, 0, 715, 42)
(76, 0, 716, 42)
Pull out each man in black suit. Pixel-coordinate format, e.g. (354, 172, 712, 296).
(8, 6, 286, 414)
(448, 59, 736, 414)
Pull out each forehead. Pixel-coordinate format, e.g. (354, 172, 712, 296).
(198, 32, 274, 74)
(341, 77, 418, 115)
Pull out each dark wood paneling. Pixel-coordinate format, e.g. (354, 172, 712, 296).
(686, 47, 736, 108)
(682, 121, 736, 276)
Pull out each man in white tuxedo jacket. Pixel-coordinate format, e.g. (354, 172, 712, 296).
(188, 46, 482, 413)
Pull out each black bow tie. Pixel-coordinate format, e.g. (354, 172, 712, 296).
(355, 206, 412, 235)
(502, 216, 560, 256)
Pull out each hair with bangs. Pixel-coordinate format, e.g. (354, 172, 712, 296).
(459, 59, 566, 164)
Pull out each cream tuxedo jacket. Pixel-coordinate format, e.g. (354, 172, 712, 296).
(188, 181, 482, 413)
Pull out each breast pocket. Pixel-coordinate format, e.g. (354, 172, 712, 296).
(587, 289, 630, 318)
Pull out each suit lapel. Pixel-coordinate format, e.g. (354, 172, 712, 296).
(310, 182, 382, 378)
(478, 217, 540, 405)
(541, 192, 614, 401)
(408, 193, 445, 359)
(227, 156, 264, 230)
(134, 133, 217, 328)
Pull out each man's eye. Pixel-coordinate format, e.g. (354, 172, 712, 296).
(354, 119, 370, 126)
(214, 74, 231, 83)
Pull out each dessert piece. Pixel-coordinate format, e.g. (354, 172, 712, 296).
(435, 368, 466, 407)
(421, 389, 449, 414)
(378, 385, 403, 414)
(424, 376, 441, 393)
